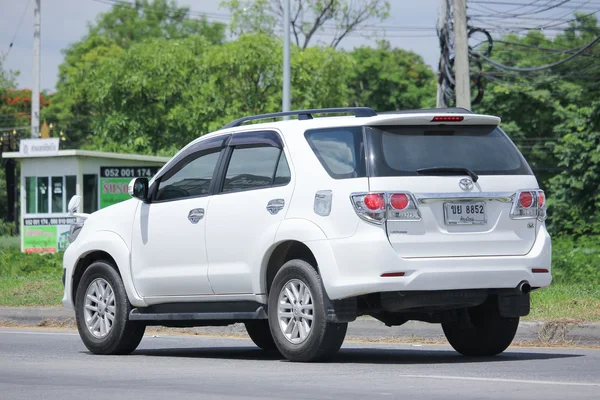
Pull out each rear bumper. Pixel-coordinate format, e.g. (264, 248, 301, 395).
(305, 223, 552, 301)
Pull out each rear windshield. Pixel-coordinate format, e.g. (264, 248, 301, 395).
(365, 125, 533, 176)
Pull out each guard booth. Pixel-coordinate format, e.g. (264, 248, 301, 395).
(3, 138, 169, 253)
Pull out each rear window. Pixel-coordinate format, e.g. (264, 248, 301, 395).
(366, 125, 533, 176)
(305, 127, 366, 179)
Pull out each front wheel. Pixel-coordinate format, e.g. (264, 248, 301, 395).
(268, 259, 347, 362)
(442, 299, 519, 357)
(75, 261, 146, 355)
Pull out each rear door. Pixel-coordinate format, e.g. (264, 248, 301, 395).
(205, 131, 294, 294)
(365, 122, 539, 258)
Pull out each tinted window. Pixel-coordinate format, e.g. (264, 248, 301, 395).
(274, 152, 291, 185)
(305, 127, 366, 179)
(223, 146, 282, 193)
(156, 150, 220, 201)
(366, 125, 533, 176)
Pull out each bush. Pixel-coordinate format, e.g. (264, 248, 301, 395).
(0, 220, 16, 236)
(551, 235, 600, 285)
(0, 236, 20, 250)
(0, 247, 63, 278)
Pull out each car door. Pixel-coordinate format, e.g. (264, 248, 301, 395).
(205, 130, 294, 294)
(130, 135, 229, 298)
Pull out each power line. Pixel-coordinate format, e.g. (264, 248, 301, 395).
(474, 33, 600, 72)
(4, 0, 32, 57)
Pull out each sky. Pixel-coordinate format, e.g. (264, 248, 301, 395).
(0, 0, 442, 92)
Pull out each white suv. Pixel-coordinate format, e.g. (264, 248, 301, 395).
(63, 107, 551, 362)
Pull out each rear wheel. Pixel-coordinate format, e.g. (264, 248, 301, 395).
(75, 261, 146, 355)
(244, 320, 277, 351)
(442, 299, 519, 356)
(268, 259, 347, 362)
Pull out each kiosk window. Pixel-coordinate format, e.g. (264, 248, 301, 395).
(24, 175, 80, 215)
(66, 176, 76, 205)
(37, 177, 49, 213)
(26, 177, 36, 214)
(83, 174, 98, 213)
(51, 177, 64, 213)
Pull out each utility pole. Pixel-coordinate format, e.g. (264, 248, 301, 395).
(453, 0, 471, 109)
(32, 0, 41, 138)
(282, 0, 291, 115)
(436, 0, 448, 108)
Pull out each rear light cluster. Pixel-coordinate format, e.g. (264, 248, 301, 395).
(510, 189, 546, 221)
(350, 192, 421, 224)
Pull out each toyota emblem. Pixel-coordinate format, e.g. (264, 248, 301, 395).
(459, 178, 474, 191)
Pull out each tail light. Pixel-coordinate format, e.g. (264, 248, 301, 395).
(511, 189, 546, 221)
(351, 192, 421, 224)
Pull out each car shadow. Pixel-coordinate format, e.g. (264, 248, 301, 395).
(129, 346, 583, 364)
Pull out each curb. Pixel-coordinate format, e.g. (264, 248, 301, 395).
(1, 307, 599, 344)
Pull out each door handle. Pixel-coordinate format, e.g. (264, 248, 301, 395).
(266, 199, 285, 215)
(188, 208, 205, 224)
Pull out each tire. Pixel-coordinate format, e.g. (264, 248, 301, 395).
(75, 261, 146, 355)
(244, 320, 277, 351)
(268, 259, 347, 362)
(442, 299, 519, 357)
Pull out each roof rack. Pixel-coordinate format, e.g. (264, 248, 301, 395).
(223, 107, 377, 129)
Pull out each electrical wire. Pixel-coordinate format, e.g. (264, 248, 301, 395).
(4, 0, 32, 57)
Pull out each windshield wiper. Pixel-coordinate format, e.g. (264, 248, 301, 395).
(416, 167, 479, 182)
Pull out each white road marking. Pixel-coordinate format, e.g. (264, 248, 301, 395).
(398, 374, 600, 387)
(0, 330, 78, 336)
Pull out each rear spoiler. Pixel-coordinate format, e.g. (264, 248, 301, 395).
(367, 113, 501, 126)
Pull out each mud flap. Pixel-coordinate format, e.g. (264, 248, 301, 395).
(498, 293, 530, 317)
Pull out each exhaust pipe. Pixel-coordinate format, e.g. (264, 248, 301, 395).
(518, 281, 531, 295)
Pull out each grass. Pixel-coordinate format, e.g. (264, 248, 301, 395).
(0, 276, 63, 306)
(527, 284, 600, 322)
(0, 236, 20, 250)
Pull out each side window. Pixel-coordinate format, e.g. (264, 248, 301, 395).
(156, 150, 220, 201)
(274, 152, 291, 185)
(222, 146, 282, 193)
(305, 127, 366, 179)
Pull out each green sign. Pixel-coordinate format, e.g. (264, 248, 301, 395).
(24, 226, 57, 253)
(100, 178, 131, 209)
(23, 218, 75, 253)
(99, 166, 161, 209)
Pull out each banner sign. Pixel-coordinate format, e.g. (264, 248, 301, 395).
(19, 138, 60, 157)
(23, 218, 75, 253)
(99, 166, 160, 209)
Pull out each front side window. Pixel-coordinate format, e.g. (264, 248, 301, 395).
(305, 127, 366, 179)
(156, 150, 220, 201)
(222, 146, 283, 193)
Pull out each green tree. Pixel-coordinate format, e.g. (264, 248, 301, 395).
(82, 34, 355, 155)
(547, 103, 600, 236)
(43, 0, 226, 148)
(221, 0, 390, 48)
(348, 41, 436, 111)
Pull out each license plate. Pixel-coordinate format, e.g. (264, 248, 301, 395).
(444, 202, 487, 225)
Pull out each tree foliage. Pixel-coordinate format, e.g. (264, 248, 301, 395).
(348, 41, 436, 111)
(221, 0, 390, 48)
(83, 34, 355, 155)
(42, 0, 226, 148)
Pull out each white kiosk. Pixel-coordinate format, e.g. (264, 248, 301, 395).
(3, 139, 168, 253)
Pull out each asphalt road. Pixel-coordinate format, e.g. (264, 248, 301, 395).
(1, 328, 599, 400)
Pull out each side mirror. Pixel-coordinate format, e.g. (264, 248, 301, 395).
(67, 195, 81, 216)
(128, 177, 149, 200)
